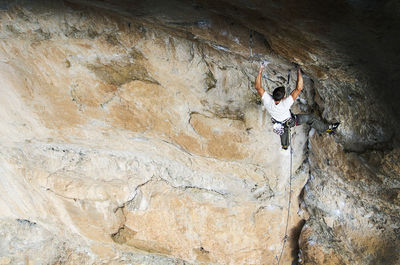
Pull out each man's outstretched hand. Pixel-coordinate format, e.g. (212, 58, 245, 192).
(255, 62, 267, 97)
(261, 60, 270, 68)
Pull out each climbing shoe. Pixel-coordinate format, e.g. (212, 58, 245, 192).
(326, 122, 340, 134)
(282, 145, 288, 150)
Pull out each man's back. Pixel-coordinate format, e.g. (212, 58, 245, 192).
(262, 94, 294, 122)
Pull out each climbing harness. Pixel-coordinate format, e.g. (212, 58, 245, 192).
(272, 123, 285, 135)
(271, 117, 292, 136)
(271, 110, 296, 136)
(276, 127, 294, 265)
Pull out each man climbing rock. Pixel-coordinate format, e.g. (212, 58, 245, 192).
(255, 63, 339, 150)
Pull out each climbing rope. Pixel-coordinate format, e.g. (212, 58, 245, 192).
(276, 68, 297, 264)
(286, 69, 292, 96)
(276, 126, 294, 265)
(249, 29, 254, 58)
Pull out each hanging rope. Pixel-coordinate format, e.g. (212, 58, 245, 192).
(249, 29, 254, 58)
(276, 123, 294, 265)
(276, 67, 297, 264)
(286, 69, 291, 96)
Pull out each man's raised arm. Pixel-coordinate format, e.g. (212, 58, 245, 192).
(290, 68, 303, 101)
(255, 65, 265, 98)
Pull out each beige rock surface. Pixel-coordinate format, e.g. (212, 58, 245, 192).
(298, 135, 400, 265)
(0, 2, 309, 264)
(0, 1, 399, 265)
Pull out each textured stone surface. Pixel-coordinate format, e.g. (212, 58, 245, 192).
(298, 136, 400, 265)
(0, 0, 399, 264)
(0, 2, 309, 264)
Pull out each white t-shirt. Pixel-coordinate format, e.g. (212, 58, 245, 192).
(262, 93, 294, 122)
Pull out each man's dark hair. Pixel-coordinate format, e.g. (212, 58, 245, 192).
(272, 86, 285, 101)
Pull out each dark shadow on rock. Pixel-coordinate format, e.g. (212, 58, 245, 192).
(289, 219, 306, 265)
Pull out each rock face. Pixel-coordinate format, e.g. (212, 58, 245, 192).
(0, 1, 399, 265)
(299, 137, 400, 265)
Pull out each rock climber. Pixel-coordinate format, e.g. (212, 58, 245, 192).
(255, 63, 339, 150)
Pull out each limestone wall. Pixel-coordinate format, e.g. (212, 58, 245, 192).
(0, 1, 399, 264)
